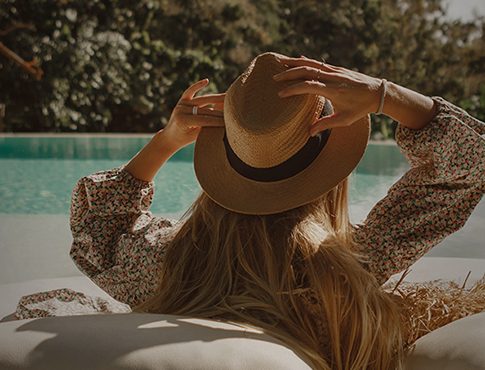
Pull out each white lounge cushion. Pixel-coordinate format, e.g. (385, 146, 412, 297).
(3, 311, 485, 370)
(0, 313, 314, 370)
(2, 256, 485, 370)
(404, 311, 485, 370)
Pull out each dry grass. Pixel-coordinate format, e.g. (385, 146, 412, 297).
(389, 272, 485, 345)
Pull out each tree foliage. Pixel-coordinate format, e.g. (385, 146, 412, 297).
(0, 0, 484, 135)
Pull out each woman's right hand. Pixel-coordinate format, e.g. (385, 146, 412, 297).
(274, 56, 382, 135)
(274, 56, 437, 134)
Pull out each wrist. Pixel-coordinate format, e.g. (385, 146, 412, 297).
(375, 79, 387, 115)
(124, 130, 178, 182)
(154, 128, 182, 157)
(381, 82, 436, 130)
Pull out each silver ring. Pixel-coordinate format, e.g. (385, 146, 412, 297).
(192, 106, 198, 116)
(315, 60, 326, 81)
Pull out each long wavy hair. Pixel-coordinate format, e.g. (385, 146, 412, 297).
(137, 177, 406, 369)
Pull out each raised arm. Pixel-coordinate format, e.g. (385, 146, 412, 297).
(273, 56, 437, 134)
(124, 79, 225, 182)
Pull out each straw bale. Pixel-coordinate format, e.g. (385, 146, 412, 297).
(388, 274, 485, 345)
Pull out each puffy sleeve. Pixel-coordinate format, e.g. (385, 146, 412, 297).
(69, 166, 183, 307)
(354, 98, 485, 285)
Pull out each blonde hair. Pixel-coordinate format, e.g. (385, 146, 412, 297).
(137, 177, 405, 369)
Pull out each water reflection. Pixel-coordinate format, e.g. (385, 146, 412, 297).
(0, 136, 194, 160)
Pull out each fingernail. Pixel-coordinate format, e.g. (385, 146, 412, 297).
(278, 90, 286, 97)
(273, 73, 281, 81)
(310, 128, 318, 137)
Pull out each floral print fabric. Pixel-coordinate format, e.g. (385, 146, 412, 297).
(14, 97, 485, 318)
(354, 97, 485, 284)
(69, 168, 184, 307)
(15, 289, 131, 320)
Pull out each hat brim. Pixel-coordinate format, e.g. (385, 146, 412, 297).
(194, 115, 371, 215)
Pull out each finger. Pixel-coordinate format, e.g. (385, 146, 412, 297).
(180, 79, 210, 101)
(213, 101, 224, 111)
(277, 56, 335, 72)
(179, 93, 225, 107)
(274, 66, 320, 82)
(277, 80, 329, 99)
(310, 114, 357, 136)
(176, 105, 224, 117)
(274, 67, 342, 84)
(196, 107, 224, 117)
(184, 115, 225, 128)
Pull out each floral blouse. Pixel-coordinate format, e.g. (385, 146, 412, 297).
(14, 98, 485, 319)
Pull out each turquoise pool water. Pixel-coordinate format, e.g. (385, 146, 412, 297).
(0, 135, 409, 217)
(1, 135, 484, 284)
(0, 136, 199, 216)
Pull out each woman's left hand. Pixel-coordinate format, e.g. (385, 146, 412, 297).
(274, 56, 383, 136)
(125, 79, 225, 182)
(163, 79, 225, 153)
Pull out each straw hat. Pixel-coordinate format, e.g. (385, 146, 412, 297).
(194, 52, 370, 215)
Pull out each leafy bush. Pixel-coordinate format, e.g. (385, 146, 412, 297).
(0, 0, 484, 135)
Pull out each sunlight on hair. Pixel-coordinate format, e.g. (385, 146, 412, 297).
(137, 177, 406, 370)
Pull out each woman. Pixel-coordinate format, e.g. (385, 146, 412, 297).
(17, 53, 485, 369)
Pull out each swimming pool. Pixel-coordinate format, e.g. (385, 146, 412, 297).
(0, 135, 200, 216)
(1, 135, 484, 284)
